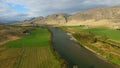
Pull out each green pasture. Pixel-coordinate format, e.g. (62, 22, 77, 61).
(82, 28, 120, 41)
(64, 26, 120, 41)
(6, 28, 50, 47)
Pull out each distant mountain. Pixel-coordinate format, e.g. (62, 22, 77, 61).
(44, 14, 69, 25)
(19, 6, 120, 28)
(21, 14, 69, 25)
(69, 6, 120, 23)
(0, 20, 20, 24)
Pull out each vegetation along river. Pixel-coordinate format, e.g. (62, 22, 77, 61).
(49, 28, 117, 68)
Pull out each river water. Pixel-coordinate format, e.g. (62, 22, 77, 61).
(49, 28, 117, 68)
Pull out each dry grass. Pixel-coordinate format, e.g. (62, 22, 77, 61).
(0, 25, 33, 42)
(0, 48, 22, 68)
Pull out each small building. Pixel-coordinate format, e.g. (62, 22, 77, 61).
(23, 30, 31, 35)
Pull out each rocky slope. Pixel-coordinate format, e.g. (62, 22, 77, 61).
(20, 6, 120, 28)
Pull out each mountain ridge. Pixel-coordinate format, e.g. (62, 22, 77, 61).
(19, 6, 120, 28)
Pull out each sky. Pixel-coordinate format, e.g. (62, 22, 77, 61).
(0, 0, 120, 23)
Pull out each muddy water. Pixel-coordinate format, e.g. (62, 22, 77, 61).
(49, 28, 117, 68)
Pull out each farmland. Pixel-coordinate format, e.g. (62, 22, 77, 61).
(61, 26, 120, 41)
(82, 28, 120, 41)
(15, 47, 60, 68)
(1, 25, 120, 68)
(6, 28, 50, 47)
(0, 26, 61, 68)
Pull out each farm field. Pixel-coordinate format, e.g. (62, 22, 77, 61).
(15, 47, 60, 68)
(5, 28, 50, 47)
(0, 27, 61, 68)
(0, 48, 22, 68)
(82, 28, 120, 41)
(62, 26, 120, 41)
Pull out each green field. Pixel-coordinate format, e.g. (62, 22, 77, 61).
(82, 28, 120, 41)
(6, 28, 50, 47)
(15, 47, 60, 68)
(2, 28, 61, 68)
(64, 26, 120, 41)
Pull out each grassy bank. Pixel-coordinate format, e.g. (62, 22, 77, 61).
(48, 28, 69, 68)
(73, 33, 120, 65)
(61, 26, 120, 41)
(61, 26, 120, 66)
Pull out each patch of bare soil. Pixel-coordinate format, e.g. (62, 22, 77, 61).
(0, 36, 20, 52)
(0, 36, 20, 46)
(0, 48, 22, 68)
(0, 36, 22, 68)
(0, 36, 20, 50)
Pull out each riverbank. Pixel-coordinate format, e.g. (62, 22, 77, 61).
(48, 28, 69, 68)
(49, 28, 117, 68)
(60, 26, 120, 67)
(64, 29, 115, 66)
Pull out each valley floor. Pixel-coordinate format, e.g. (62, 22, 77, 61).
(0, 27, 61, 68)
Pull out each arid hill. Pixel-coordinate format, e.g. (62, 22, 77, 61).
(20, 6, 120, 28)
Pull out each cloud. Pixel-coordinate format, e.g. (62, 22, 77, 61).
(0, 0, 120, 22)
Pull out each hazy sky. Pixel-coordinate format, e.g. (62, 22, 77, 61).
(0, 0, 120, 22)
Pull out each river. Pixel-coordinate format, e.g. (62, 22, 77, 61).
(49, 28, 117, 68)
